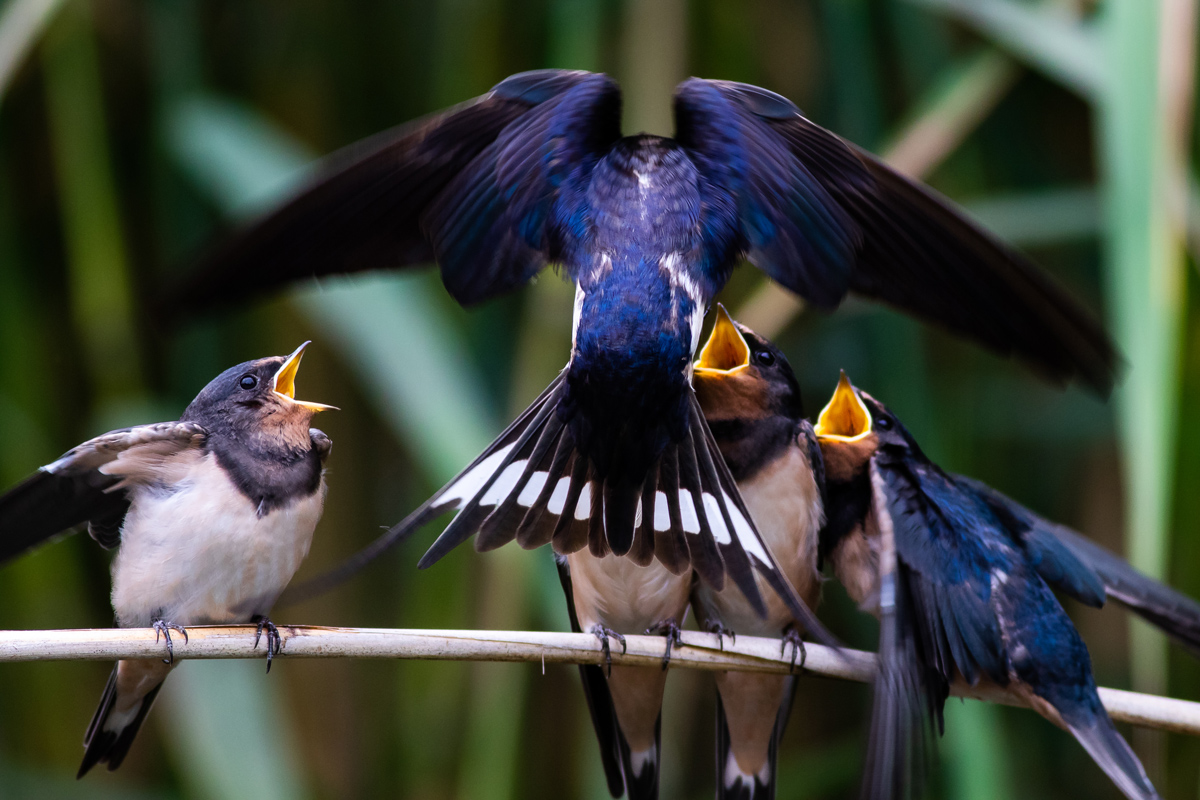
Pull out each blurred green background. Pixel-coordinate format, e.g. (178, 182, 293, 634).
(0, 0, 1198, 797)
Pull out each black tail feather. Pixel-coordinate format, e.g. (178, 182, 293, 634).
(714, 677, 797, 800)
(78, 664, 164, 778)
(1066, 713, 1159, 800)
(551, 454, 592, 554)
(476, 412, 566, 552)
(280, 374, 832, 646)
(556, 556, 630, 798)
(420, 394, 560, 567)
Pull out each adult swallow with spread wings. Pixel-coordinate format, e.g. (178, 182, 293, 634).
(176, 67, 1120, 644)
(0, 344, 334, 777)
(813, 374, 1177, 800)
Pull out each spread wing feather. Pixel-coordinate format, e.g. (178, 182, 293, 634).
(965, 476, 1200, 654)
(673, 78, 1117, 393)
(165, 70, 620, 316)
(0, 422, 207, 563)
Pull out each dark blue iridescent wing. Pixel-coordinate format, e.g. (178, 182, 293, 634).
(166, 70, 619, 314)
(673, 78, 1117, 394)
(672, 78, 859, 307)
(964, 475, 1200, 654)
(875, 455, 1008, 688)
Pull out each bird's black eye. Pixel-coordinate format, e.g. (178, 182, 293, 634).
(876, 416, 893, 431)
(754, 350, 775, 366)
(239, 375, 258, 390)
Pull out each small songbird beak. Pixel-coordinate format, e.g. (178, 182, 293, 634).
(694, 304, 751, 377)
(815, 371, 872, 441)
(273, 342, 338, 413)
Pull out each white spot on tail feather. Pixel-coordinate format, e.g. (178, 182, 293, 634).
(629, 747, 656, 776)
(723, 748, 771, 790)
(654, 492, 670, 531)
(517, 472, 548, 507)
(548, 477, 571, 515)
(481, 461, 527, 506)
(701, 493, 732, 545)
(678, 489, 701, 534)
(723, 491, 769, 562)
(575, 482, 593, 520)
(442, 445, 516, 508)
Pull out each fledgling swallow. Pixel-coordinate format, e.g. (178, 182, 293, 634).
(555, 550, 691, 800)
(167, 69, 1119, 649)
(0, 343, 335, 777)
(689, 306, 825, 800)
(814, 373, 1160, 800)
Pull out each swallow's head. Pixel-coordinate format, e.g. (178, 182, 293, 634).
(184, 341, 337, 450)
(692, 304, 803, 424)
(813, 371, 880, 483)
(814, 370, 919, 476)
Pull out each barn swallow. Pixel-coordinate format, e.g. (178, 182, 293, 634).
(814, 374, 1160, 800)
(689, 306, 825, 800)
(0, 343, 334, 777)
(218, 69, 1119, 658)
(555, 551, 691, 800)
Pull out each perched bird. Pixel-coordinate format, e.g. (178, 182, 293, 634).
(813, 373, 1160, 800)
(0, 343, 334, 777)
(688, 305, 824, 800)
(216, 68, 1120, 646)
(554, 550, 691, 800)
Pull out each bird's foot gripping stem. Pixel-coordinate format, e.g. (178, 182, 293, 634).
(590, 625, 627, 677)
(646, 619, 684, 671)
(705, 620, 736, 651)
(152, 619, 189, 665)
(252, 616, 285, 673)
(781, 625, 807, 672)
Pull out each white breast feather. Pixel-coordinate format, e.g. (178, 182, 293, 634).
(111, 453, 325, 627)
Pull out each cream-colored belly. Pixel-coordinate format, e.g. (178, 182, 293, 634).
(566, 551, 691, 634)
(696, 445, 823, 636)
(111, 453, 325, 627)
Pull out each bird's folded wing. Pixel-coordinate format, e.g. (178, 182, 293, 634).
(164, 69, 620, 316)
(673, 78, 1117, 394)
(0, 421, 207, 562)
(875, 456, 1007, 688)
(965, 476, 1200, 655)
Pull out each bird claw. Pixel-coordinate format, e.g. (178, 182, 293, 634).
(705, 620, 736, 651)
(152, 619, 189, 665)
(646, 619, 684, 671)
(590, 625, 627, 677)
(252, 616, 285, 673)
(781, 626, 806, 672)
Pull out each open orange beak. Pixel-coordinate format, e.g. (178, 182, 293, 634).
(694, 304, 751, 377)
(814, 371, 871, 441)
(273, 342, 338, 413)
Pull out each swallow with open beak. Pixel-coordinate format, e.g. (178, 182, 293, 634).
(814, 374, 1161, 800)
(688, 305, 824, 800)
(0, 343, 335, 777)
